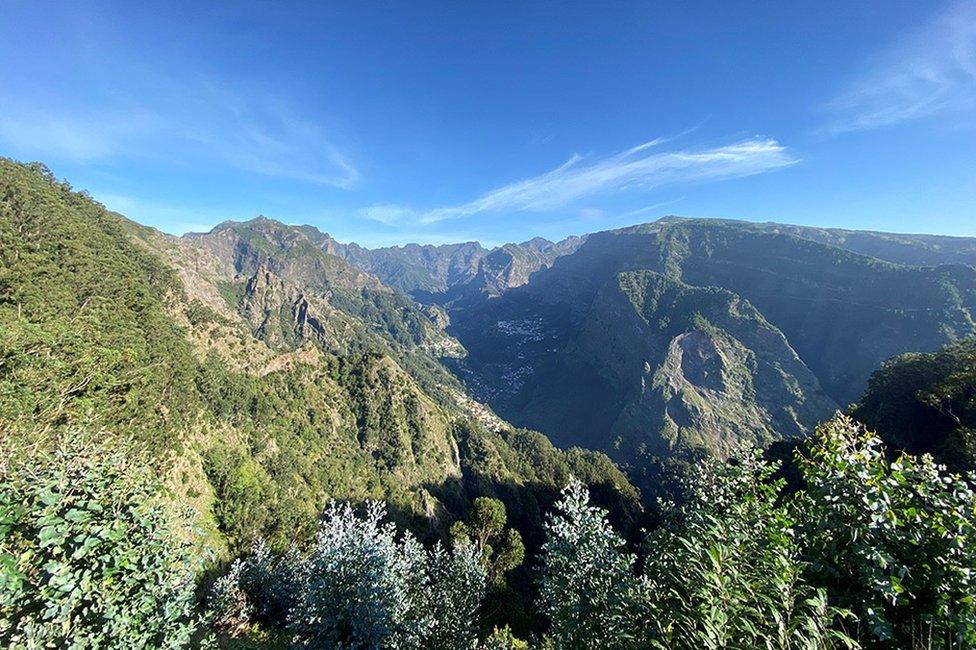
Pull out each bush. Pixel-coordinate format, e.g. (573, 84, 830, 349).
(0, 430, 200, 647)
(539, 461, 857, 650)
(538, 479, 639, 649)
(643, 448, 854, 649)
(212, 500, 486, 648)
(209, 538, 299, 637)
(796, 415, 976, 648)
(288, 501, 485, 648)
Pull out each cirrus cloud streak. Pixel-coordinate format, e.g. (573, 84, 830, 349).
(419, 137, 797, 223)
(825, 1, 976, 133)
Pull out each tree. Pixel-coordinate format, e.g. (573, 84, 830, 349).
(282, 500, 485, 649)
(538, 479, 639, 649)
(0, 430, 200, 647)
(450, 497, 525, 586)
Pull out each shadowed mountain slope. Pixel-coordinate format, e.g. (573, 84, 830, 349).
(444, 218, 976, 465)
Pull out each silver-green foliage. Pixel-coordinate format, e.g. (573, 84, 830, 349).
(209, 538, 300, 638)
(290, 501, 485, 649)
(538, 479, 641, 649)
(216, 500, 486, 649)
(0, 431, 199, 648)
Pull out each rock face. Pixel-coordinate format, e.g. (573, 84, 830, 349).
(599, 272, 837, 458)
(351, 241, 489, 294)
(239, 265, 332, 348)
(472, 237, 587, 297)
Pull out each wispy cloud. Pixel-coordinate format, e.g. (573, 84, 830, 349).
(356, 203, 418, 225)
(0, 52, 360, 189)
(420, 137, 796, 223)
(523, 197, 687, 237)
(170, 82, 362, 188)
(825, 1, 976, 132)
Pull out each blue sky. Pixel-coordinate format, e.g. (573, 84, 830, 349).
(1, 1, 974, 247)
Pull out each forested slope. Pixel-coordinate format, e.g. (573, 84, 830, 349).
(852, 337, 976, 472)
(0, 158, 639, 555)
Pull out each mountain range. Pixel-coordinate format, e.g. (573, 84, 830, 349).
(237, 211, 973, 479)
(0, 159, 637, 555)
(3, 157, 975, 548)
(430, 218, 976, 476)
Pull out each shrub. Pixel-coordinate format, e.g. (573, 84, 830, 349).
(209, 538, 299, 637)
(796, 415, 976, 648)
(219, 501, 487, 648)
(851, 339, 976, 472)
(0, 430, 199, 647)
(539, 462, 858, 650)
(643, 448, 855, 649)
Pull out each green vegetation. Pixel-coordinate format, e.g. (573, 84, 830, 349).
(0, 158, 641, 645)
(796, 416, 976, 647)
(6, 415, 974, 647)
(612, 270, 836, 458)
(539, 456, 849, 649)
(0, 431, 200, 647)
(3, 159, 976, 647)
(0, 161, 199, 453)
(537, 416, 975, 649)
(851, 338, 976, 472)
(450, 497, 527, 640)
(641, 447, 848, 649)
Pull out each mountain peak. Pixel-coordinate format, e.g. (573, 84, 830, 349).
(519, 236, 554, 248)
